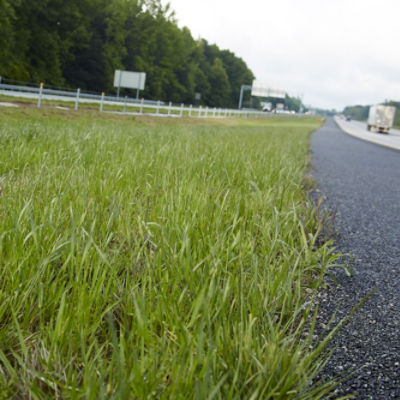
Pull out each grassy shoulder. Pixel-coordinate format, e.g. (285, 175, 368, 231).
(0, 108, 338, 399)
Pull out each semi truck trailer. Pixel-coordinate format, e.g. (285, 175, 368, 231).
(367, 105, 396, 134)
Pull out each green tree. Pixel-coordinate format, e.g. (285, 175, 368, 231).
(219, 50, 254, 108)
(0, 0, 23, 78)
(207, 57, 231, 107)
(12, 0, 85, 84)
(284, 94, 302, 112)
(63, 0, 128, 92)
(2, 0, 256, 107)
(343, 105, 369, 120)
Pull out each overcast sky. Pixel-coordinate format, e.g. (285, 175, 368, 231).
(160, 0, 400, 110)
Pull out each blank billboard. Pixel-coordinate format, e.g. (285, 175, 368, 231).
(251, 81, 286, 98)
(114, 70, 146, 90)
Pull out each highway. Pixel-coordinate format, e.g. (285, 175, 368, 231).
(335, 116, 400, 151)
(311, 119, 400, 399)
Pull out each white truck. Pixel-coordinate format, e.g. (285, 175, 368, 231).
(366, 104, 396, 134)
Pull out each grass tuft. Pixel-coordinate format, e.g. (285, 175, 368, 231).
(0, 109, 343, 398)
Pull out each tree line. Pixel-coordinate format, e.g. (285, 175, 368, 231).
(342, 105, 369, 120)
(0, 0, 255, 108)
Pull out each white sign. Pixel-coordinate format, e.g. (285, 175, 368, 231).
(251, 80, 286, 99)
(114, 70, 146, 90)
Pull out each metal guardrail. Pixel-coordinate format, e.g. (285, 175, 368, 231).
(0, 83, 159, 104)
(0, 81, 267, 118)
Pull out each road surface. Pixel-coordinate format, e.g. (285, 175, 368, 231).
(311, 118, 400, 399)
(335, 116, 400, 151)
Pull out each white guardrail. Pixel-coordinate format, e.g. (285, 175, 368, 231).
(0, 82, 267, 118)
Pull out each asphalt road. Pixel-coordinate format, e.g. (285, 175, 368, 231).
(335, 117, 400, 151)
(311, 118, 400, 399)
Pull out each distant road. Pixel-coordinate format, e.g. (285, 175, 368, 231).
(311, 119, 400, 399)
(335, 116, 400, 151)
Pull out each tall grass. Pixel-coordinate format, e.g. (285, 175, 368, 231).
(0, 110, 339, 399)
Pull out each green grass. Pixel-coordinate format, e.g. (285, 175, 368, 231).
(0, 108, 339, 399)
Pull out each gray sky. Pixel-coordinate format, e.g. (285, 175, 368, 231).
(161, 0, 400, 110)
